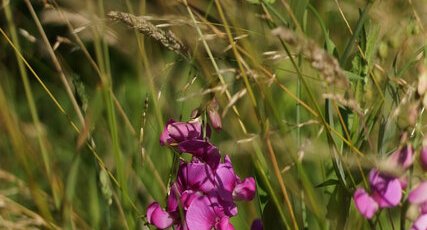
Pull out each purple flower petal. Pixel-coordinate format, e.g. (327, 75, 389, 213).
(146, 202, 174, 229)
(215, 155, 237, 202)
(399, 176, 408, 190)
(160, 120, 210, 146)
(233, 177, 256, 201)
(250, 219, 263, 230)
(167, 184, 180, 212)
(215, 216, 235, 230)
(387, 145, 414, 170)
(178, 140, 221, 169)
(409, 182, 427, 204)
(421, 202, 427, 214)
(420, 146, 427, 171)
(177, 161, 215, 193)
(181, 190, 200, 210)
(411, 214, 427, 230)
(186, 196, 217, 230)
(160, 119, 176, 145)
(369, 169, 402, 208)
(353, 188, 379, 219)
(168, 121, 203, 143)
(175, 223, 189, 230)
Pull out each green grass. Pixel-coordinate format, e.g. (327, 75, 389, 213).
(1, 0, 426, 229)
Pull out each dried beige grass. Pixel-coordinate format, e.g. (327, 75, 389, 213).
(272, 27, 349, 89)
(107, 11, 189, 59)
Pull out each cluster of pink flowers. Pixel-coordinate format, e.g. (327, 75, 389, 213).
(354, 143, 427, 229)
(146, 119, 257, 230)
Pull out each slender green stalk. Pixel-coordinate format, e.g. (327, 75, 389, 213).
(0, 81, 55, 226)
(182, 0, 248, 135)
(215, 0, 258, 108)
(4, 2, 58, 206)
(23, 0, 85, 127)
(265, 127, 299, 230)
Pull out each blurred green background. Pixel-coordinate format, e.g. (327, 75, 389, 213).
(1, 0, 426, 229)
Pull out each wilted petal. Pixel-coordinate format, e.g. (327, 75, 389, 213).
(146, 202, 174, 229)
(177, 161, 215, 193)
(250, 219, 263, 230)
(409, 182, 427, 204)
(353, 188, 379, 219)
(387, 145, 414, 170)
(178, 140, 221, 169)
(186, 196, 217, 230)
(411, 214, 427, 230)
(215, 216, 235, 230)
(233, 177, 256, 201)
(369, 169, 402, 208)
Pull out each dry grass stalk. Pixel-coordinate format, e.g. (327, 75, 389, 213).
(107, 11, 189, 59)
(272, 27, 349, 89)
(322, 93, 364, 115)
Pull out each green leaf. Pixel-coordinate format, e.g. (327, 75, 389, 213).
(290, 0, 309, 26)
(326, 184, 351, 228)
(65, 156, 81, 201)
(343, 70, 364, 81)
(364, 23, 380, 68)
(315, 179, 339, 188)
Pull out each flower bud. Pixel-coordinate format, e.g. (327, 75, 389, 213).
(207, 98, 222, 130)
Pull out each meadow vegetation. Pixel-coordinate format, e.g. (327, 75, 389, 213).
(1, 0, 427, 229)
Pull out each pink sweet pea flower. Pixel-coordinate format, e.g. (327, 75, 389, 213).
(409, 182, 427, 205)
(369, 169, 402, 208)
(167, 183, 199, 213)
(177, 156, 256, 204)
(186, 194, 235, 230)
(387, 145, 414, 170)
(406, 182, 427, 230)
(353, 188, 379, 219)
(420, 146, 427, 171)
(411, 214, 427, 230)
(160, 119, 210, 146)
(421, 202, 427, 214)
(178, 140, 221, 169)
(214, 156, 238, 202)
(146, 202, 174, 229)
(177, 160, 216, 193)
(215, 156, 256, 203)
(233, 177, 256, 201)
(149, 119, 257, 230)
